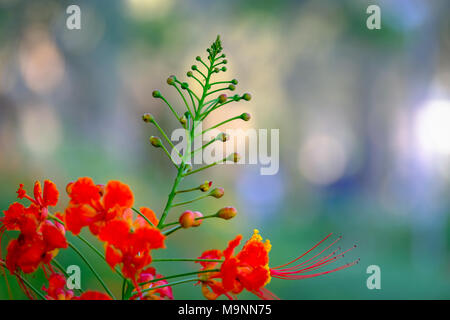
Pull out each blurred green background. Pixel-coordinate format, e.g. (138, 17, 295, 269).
(0, 0, 449, 299)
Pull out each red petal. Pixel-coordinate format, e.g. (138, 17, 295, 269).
(43, 180, 59, 207)
(103, 181, 134, 210)
(99, 219, 130, 248)
(77, 291, 112, 300)
(69, 177, 101, 205)
(42, 221, 68, 250)
(139, 207, 159, 226)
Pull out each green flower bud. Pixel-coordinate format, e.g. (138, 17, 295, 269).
(214, 67, 220, 73)
(191, 65, 198, 71)
(222, 59, 228, 64)
(242, 93, 252, 101)
(221, 67, 227, 72)
(142, 113, 154, 123)
(187, 71, 193, 77)
(218, 94, 227, 103)
(181, 82, 189, 89)
(217, 207, 237, 220)
(231, 79, 238, 85)
(228, 84, 236, 91)
(209, 187, 224, 199)
(152, 90, 162, 98)
(149, 136, 162, 148)
(232, 94, 241, 101)
(240, 113, 251, 121)
(179, 115, 187, 127)
(196, 56, 202, 61)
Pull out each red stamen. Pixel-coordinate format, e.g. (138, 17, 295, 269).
(272, 233, 333, 270)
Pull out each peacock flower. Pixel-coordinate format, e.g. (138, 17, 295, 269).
(64, 177, 134, 235)
(43, 273, 112, 300)
(197, 230, 358, 300)
(1, 181, 67, 274)
(98, 208, 165, 288)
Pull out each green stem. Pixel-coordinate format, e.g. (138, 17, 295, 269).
(157, 164, 186, 228)
(67, 241, 116, 299)
(152, 258, 224, 263)
(163, 225, 182, 236)
(139, 269, 219, 286)
(162, 213, 217, 228)
(139, 278, 199, 295)
(201, 115, 241, 135)
(131, 207, 155, 227)
(171, 193, 209, 207)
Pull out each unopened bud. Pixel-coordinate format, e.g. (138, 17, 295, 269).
(222, 59, 228, 64)
(196, 56, 201, 61)
(217, 207, 237, 220)
(187, 71, 193, 77)
(179, 211, 195, 228)
(231, 79, 238, 85)
(218, 94, 227, 103)
(199, 181, 212, 192)
(192, 211, 203, 227)
(191, 65, 198, 71)
(240, 113, 251, 121)
(179, 115, 187, 127)
(221, 67, 227, 72)
(209, 187, 224, 199)
(152, 90, 162, 98)
(228, 84, 236, 91)
(181, 82, 189, 89)
(242, 93, 251, 101)
(167, 77, 175, 85)
(142, 113, 154, 123)
(149, 136, 162, 148)
(214, 67, 220, 73)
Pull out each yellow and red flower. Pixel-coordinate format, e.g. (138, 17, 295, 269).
(197, 230, 358, 300)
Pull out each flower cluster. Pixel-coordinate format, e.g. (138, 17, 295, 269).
(0, 36, 357, 300)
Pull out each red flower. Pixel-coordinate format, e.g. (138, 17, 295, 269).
(131, 267, 173, 300)
(1, 181, 67, 274)
(98, 210, 165, 286)
(64, 177, 134, 235)
(43, 273, 112, 300)
(197, 230, 358, 300)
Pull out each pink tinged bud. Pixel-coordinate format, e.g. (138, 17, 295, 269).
(149, 136, 162, 148)
(192, 211, 203, 227)
(240, 113, 251, 121)
(218, 94, 227, 103)
(217, 207, 237, 220)
(179, 211, 195, 228)
(167, 76, 175, 85)
(210, 187, 224, 199)
(199, 181, 212, 192)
